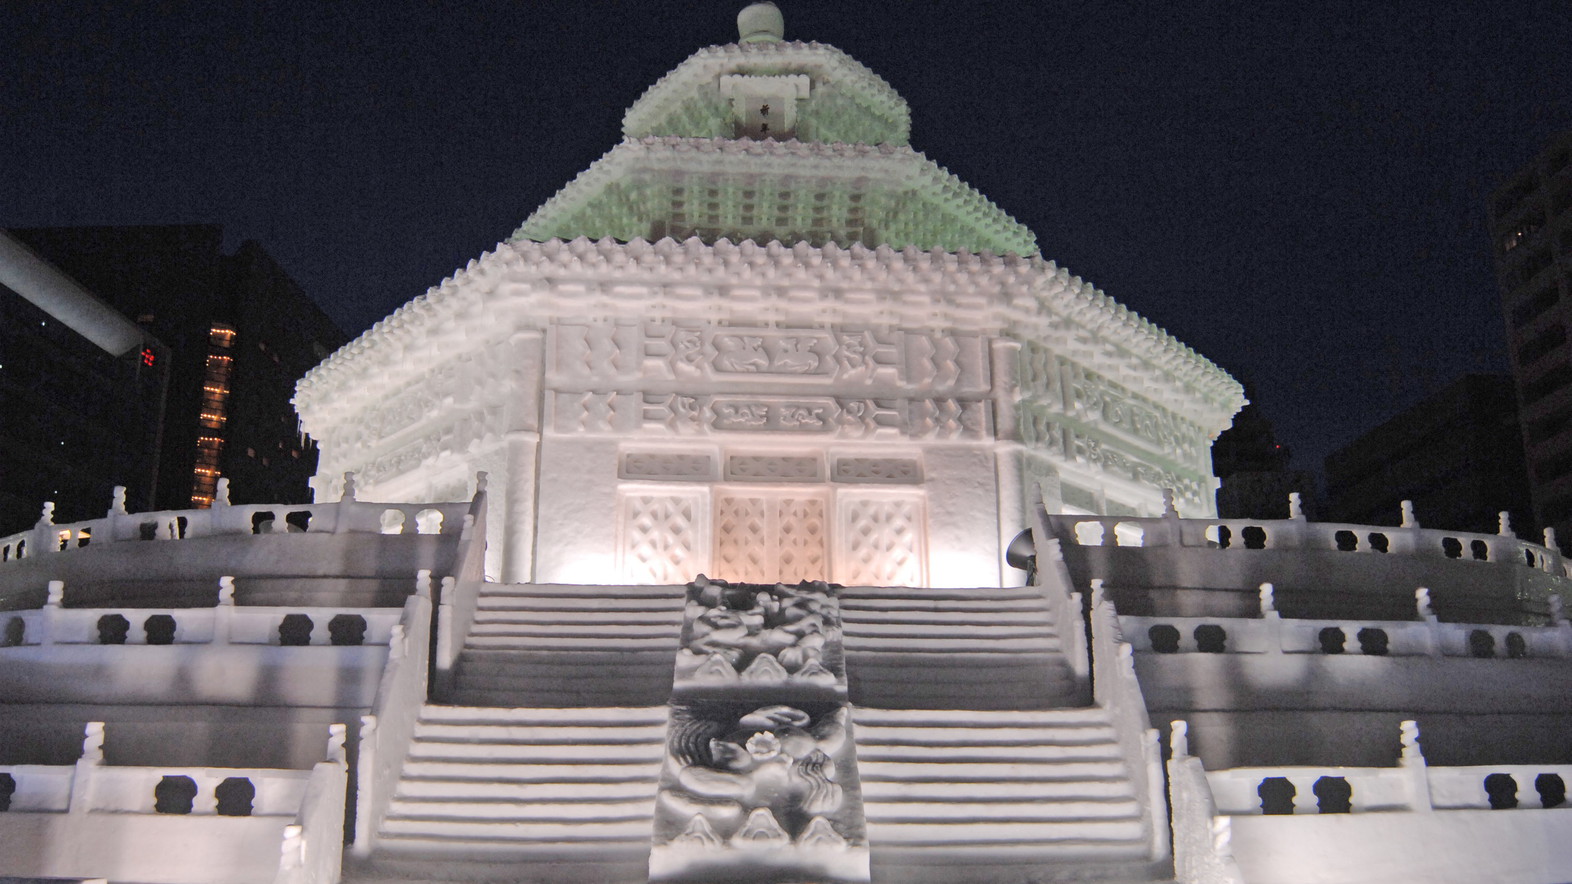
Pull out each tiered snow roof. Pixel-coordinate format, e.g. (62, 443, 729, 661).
(510, 137, 1038, 255)
(621, 40, 910, 146)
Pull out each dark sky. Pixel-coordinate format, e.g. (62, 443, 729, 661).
(4, 1, 1570, 481)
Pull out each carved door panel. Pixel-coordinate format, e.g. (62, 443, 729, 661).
(835, 492, 926, 587)
(620, 490, 709, 585)
(713, 490, 828, 583)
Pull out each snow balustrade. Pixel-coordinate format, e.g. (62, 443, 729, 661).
(1117, 583, 1572, 660)
(1, 578, 404, 649)
(1168, 720, 1572, 884)
(1057, 509, 1569, 578)
(0, 477, 470, 565)
(1031, 516, 1167, 862)
(0, 722, 347, 884)
(354, 480, 488, 855)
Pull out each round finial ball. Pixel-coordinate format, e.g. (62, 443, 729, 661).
(738, 2, 784, 43)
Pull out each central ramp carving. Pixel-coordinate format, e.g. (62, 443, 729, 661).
(650, 576, 869, 883)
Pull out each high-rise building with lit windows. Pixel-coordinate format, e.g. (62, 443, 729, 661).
(3, 226, 347, 518)
(1490, 131, 1572, 545)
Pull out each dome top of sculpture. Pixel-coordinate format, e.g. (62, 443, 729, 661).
(737, 2, 785, 43)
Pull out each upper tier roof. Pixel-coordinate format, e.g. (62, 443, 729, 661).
(510, 137, 1038, 256)
(622, 39, 911, 146)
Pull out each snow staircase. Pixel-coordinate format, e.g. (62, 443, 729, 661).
(359, 704, 669, 883)
(840, 585, 1084, 709)
(854, 706, 1167, 883)
(447, 582, 684, 707)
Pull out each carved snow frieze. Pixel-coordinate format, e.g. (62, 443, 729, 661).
(356, 437, 441, 486)
(620, 492, 707, 585)
(1066, 430, 1208, 508)
(552, 391, 987, 440)
(622, 451, 719, 481)
(1016, 340, 1064, 408)
(726, 455, 823, 482)
(831, 457, 922, 484)
(836, 494, 926, 586)
(1064, 361, 1208, 460)
(549, 322, 985, 391)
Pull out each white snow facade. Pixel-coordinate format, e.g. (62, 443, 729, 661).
(2, 5, 1570, 884)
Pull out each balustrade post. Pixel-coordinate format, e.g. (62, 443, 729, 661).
(69, 721, 105, 815)
(1415, 587, 1442, 657)
(1400, 720, 1432, 811)
(1258, 583, 1283, 653)
(33, 502, 58, 556)
(42, 580, 63, 646)
(353, 713, 377, 855)
(215, 576, 236, 646)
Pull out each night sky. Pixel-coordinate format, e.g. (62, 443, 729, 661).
(5, 1, 1570, 483)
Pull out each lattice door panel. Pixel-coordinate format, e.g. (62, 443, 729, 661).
(835, 493, 927, 586)
(620, 491, 708, 584)
(713, 491, 829, 584)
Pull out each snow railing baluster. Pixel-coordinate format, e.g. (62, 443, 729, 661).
(1167, 721, 1246, 884)
(1089, 579, 1170, 862)
(272, 725, 349, 884)
(352, 572, 432, 855)
(433, 479, 488, 698)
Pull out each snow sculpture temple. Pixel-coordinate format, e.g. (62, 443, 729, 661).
(3, 5, 1572, 884)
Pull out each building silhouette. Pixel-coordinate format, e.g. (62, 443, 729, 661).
(1324, 373, 1533, 537)
(6, 226, 347, 518)
(1490, 131, 1572, 545)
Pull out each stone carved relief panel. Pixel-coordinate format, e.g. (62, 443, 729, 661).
(835, 494, 926, 587)
(553, 391, 988, 441)
(620, 491, 709, 585)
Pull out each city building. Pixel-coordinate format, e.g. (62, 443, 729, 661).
(1324, 373, 1533, 536)
(6, 225, 347, 516)
(1211, 393, 1318, 521)
(0, 231, 170, 534)
(1, 6, 1569, 884)
(1490, 130, 1572, 544)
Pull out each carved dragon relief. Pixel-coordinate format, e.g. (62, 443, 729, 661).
(651, 576, 868, 883)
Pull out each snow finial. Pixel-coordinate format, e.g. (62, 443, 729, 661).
(1170, 720, 1189, 758)
(327, 723, 347, 765)
(1258, 583, 1277, 618)
(1415, 587, 1436, 622)
(47, 580, 64, 608)
(475, 471, 489, 494)
(1162, 488, 1179, 519)
(1400, 720, 1422, 763)
(214, 478, 231, 506)
(738, 2, 784, 43)
(1287, 492, 1303, 520)
(37, 501, 55, 527)
(218, 576, 236, 606)
(1544, 527, 1558, 551)
(340, 472, 357, 502)
(1400, 500, 1417, 528)
(1498, 511, 1514, 538)
(110, 486, 127, 515)
(82, 721, 105, 763)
